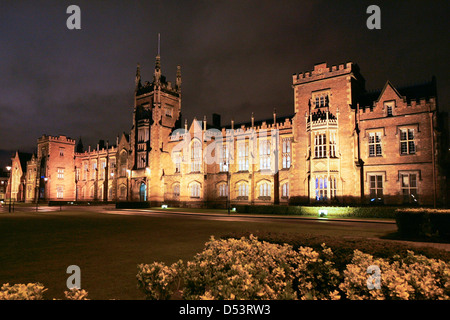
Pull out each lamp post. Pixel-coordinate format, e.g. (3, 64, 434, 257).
(223, 160, 230, 215)
(111, 172, 117, 205)
(6, 166, 11, 213)
(44, 177, 48, 202)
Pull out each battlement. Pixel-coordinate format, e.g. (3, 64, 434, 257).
(38, 134, 76, 144)
(292, 62, 354, 85)
(75, 145, 117, 157)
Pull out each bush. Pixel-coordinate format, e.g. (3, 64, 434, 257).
(64, 288, 89, 300)
(395, 208, 450, 240)
(0, 283, 47, 300)
(137, 235, 450, 300)
(137, 260, 185, 300)
(0, 283, 91, 300)
(340, 250, 450, 300)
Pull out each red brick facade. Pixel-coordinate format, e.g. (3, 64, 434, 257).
(11, 59, 448, 207)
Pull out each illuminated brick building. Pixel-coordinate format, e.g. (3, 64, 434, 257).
(11, 56, 448, 207)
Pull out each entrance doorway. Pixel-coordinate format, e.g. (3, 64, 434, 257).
(139, 182, 147, 202)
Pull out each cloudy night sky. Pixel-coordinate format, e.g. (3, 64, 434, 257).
(0, 0, 448, 166)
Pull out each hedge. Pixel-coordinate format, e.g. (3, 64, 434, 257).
(395, 208, 450, 239)
(234, 205, 398, 219)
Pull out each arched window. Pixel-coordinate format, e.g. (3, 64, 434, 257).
(190, 182, 201, 198)
(237, 182, 248, 199)
(119, 184, 126, 198)
(258, 181, 271, 198)
(190, 140, 202, 172)
(173, 183, 180, 198)
(119, 150, 128, 177)
(259, 140, 271, 170)
(282, 138, 291, 169)
(108, 186, 113, 200)
(281, 182, 289, 198)
(217, 183, 228, 197)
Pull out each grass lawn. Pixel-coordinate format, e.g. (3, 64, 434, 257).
(0, 207, 402, 300)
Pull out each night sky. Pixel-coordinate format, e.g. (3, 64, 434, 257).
(0, 0, 449, 166)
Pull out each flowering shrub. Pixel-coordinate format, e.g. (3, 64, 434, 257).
(137, 260, 185, 300)
(138, 235, 450, 300)
(0, 283, 47, 300)
(138, 235, 340, 300)
(64, 288, 89, 300)
(0, 283, 92, 300)
(340, 250, 450, 300)
(181, 235, 299, 300)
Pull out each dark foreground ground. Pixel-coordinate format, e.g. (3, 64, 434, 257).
(0, 205, 446, 300)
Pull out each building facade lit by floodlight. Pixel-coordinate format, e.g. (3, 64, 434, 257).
(8, 57, 449, 207)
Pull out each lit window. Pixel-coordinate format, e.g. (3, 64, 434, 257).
(281, 182, 289, 198)
(92, 161, 97, 180)
(100, 160, 106, 179)
(259, 140, 271, 170)
(218, 183, 228, 197)
(57, 168, 64, 179)
(56, 185, 64, 199)
(330, 177, 337, 199)
(259, 182, 271, 198)
(191, 140, 202, 173)
(369, 132, 382, 157)
(282, 138, 291, 169)
(314, 133, 327, 158)
(314, 176, 336, 201)
(190, 182, 200, 198)
(219, 144, 229, 172)
(173, 184, 180, 197)
(174, 152, 182, 173)
(400, 129, 415, 154)
(238, 141, 249, 171)
(315, 177, 328, 201)
(401, 173, 418, 204)
(83, 163, 88, 180)
(237, 182, 248, 198)
(329, 132, 337, 158)
(369, 175, 383, 202)
(137, 152, 146, 169)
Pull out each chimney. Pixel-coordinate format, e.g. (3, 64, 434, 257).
(212, 113, 221, 127)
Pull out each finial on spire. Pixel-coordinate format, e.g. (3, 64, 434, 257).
(158, 33, 161, 56)
(154, 34, 161, 83)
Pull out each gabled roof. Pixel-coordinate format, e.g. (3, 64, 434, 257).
(15, 151, 33, 171)
(358, 77, 437, 108)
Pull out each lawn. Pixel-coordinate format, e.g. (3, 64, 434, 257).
(0, 207, 404, 300)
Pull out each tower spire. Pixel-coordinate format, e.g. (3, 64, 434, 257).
(158, 33, 161, 56)
(154, 34, 161, 84)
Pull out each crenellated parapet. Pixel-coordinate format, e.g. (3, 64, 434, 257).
(292, 62, 357, 85)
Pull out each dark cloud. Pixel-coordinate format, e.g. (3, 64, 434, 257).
(0, 0, 448, 155)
